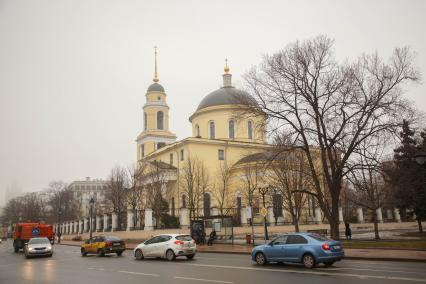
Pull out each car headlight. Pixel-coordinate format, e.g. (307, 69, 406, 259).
(46, 246, 52, 250)
(28, 248, 35, 251)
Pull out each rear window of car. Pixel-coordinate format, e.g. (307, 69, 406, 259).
(309, 234, 330, 242)
(105, 236, 120, 241)
(29, 238, 49, 245)
(176, 235, 193, 241)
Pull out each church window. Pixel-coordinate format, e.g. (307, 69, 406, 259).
(157, 96, 161, 100)
(157, 142, 166, 149)
(229, 120, 235, 139)
(203, 193, 211, 217)
(195, 124, 200, 137)
(171, 197, 175, 216)
(141, 144, 145, 157)
(248, 120, 253, 139)
(182, 195, 187, 208)
(218, 149, 224, 160)
(180, 149, 184, 161)
(170, 153, 173, 165)
(209, 121, 215, 139)
(144, 112, 147, 130)
(157, 111, 164, 130)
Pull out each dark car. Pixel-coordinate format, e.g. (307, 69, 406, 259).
(81, 236, 126, 257)
(251, 233, 344, 268)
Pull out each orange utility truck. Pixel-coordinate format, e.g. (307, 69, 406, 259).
(13, 223, 54, 252)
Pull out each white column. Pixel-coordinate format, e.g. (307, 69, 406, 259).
(315, 208, 322, 224)
(241, 206, 251, 226)
(386, 209, 393, 220)
(267, 206, 275, 226)
(65, 223, 69, 234)
(85, 218, 90, 232)
(357, 207, 364, 223)
(376, 208, 383, 223)
(103, 214, 108, 232)
(96, 216, 101, 232)
(179, 208, 190, 229)
(144, 209, 154, 231)
(394, 208, 401, 222)
(74, 221, 78, 234)
(127, 210, 134, 231)
(80, 219, 84, 234)
(111, 213, 118, 231)
(339, 207, 344, 223)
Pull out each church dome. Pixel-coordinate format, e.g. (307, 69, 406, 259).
(196, 86, 254, 111)
(147, 82, 165, 93)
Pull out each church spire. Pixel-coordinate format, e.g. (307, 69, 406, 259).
(153, 46, 159, 83)
(223, 58, 232, 87)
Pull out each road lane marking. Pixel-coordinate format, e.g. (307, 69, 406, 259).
(88, 267, 105, 271)
(318, 267, 426, 275)
(174, 276, 233, 283)
(169, 263, 426, 282)
(118, 270, 160, 277)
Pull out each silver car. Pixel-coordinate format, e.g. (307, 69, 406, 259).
(24, 237, 53, 258)
(134, 234, 196, 261)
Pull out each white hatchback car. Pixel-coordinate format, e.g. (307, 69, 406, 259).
(134, 234, 196, 261)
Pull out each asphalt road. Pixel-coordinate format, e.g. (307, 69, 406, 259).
(1, 239, 426, 284)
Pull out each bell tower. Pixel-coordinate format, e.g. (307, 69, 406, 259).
(136, 47, 176, 160)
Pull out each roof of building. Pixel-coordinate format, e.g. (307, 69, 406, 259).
(149, 160, 176, 170)
(147, 82, 165, 93)
(196, 86, 255, 111)
(235, 149, 298, 165)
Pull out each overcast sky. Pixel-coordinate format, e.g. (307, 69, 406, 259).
(0, 0, 425, 204)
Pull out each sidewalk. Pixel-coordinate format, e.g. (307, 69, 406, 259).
(60, 240, 426, 262)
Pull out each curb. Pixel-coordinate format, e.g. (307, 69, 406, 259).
(59, 243, 426, 263)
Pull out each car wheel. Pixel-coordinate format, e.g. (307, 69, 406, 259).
(135, 249, 144, 260)
(186, 254, 195, 260)
(81, 248, 87, 257)
(116, 251, 123, 256)
(166, 249, 176, 261)
(324, 260, 335, 267)
(255, 252, 267, 265)
(302, 253, 316, 269)
(97, 249, 105, 257)
(14, 246, 19, 253)
(48, 254, 53, 257)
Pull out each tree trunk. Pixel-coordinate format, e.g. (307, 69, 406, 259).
(418, 218, 423, 233)
(329, 194, 340, 240)
(294, 218, 300, 233)
(372, 211, 380, 240)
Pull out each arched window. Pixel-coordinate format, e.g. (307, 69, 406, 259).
(209, 121, 215, 139)
(195, 124, 200, 137)
(248, 120, 253, 139)
(157, 111, 164, 130)
(171, 197, 175, 216)
(203, 193, 211, 217)
(144, 112, 147, 130)
(229, 120, 235, 139)
(182, 195, 187, 208)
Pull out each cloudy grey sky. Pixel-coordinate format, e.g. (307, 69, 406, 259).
(0, 0, 425, 204)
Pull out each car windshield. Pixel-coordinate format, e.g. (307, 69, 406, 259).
(176, 235, 193, 241)
(29, 238, 49, 245)
(105, 236, 120, 241)
(309, 234, 330, 242)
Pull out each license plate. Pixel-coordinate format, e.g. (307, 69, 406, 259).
(113, 243, 121, 246)
(334, 245, 341, 249)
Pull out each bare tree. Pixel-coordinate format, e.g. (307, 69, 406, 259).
(347, 137, 388, 239)
(267, 149, 311, 232)
(126, 162, 147, 229)
(105, 166, 128, 231)
(242, 35, 420, 238)
(214, 160, 232, 216)
(144, 162, 168, 228)
(180, 156, 210, 221)
(47, 181, 79, 224)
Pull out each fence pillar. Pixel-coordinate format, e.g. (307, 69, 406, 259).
(144, 209, 154, 231)
(103, 214, 108, 232)
(111, 213, 118, 231)
(315, 208, 322, 224)
(394, 208, 401, 222)
(127, 210, 134, 231)
(339, 207, 344, 223)
(357, 208, 364, 223)
(376, 208, 383, 223)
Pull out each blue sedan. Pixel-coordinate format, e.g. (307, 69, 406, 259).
(251, 233, 344, 268)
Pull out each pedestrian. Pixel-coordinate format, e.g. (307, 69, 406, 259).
(345, 222, 352, 240)
(207, 229, 216, 246)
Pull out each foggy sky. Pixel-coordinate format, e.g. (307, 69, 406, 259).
(1, 0, 425, 204)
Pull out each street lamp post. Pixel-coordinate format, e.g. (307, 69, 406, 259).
(258, 186, 270, 241)
(58, 209, 62, 244)
(89, 197, 95, 239)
